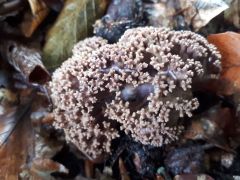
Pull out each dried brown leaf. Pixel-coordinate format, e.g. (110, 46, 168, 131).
(0, 41, 50, 84)
(208, 32, 240, 95)
(21, 0, 49, 37)
(0, 100, 30, 146)
(30, 158, 68, 179)
(28, 0, 47, 16)
(0, 109, 34, 179)
(0, 106, 17, 146)
(30, 96, 64, 159)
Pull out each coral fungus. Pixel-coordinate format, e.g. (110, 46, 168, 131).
(49, 27, 221, 160)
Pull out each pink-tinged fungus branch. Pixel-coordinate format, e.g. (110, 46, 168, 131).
(49, 27, 221, 160)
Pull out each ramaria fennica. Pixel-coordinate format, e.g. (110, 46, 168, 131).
(49, 27, 221, 160)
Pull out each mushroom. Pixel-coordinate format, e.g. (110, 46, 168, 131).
(49, 27, 221, 160)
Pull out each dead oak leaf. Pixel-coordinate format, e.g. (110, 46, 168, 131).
(208, 32, 240, 95)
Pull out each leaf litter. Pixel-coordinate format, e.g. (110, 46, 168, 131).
(43, 0, 109, 69)
(0, 0, 240, 179)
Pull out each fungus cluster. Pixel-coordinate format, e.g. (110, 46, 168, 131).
(49, 27, 221, 160)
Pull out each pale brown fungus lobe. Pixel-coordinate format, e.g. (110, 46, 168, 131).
(49, 27, 221, 160)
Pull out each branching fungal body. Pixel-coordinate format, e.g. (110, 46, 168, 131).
(49, 27, 221, 160)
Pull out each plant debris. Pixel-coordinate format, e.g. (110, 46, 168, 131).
(0, 41, 50, 84)
(0, 0, 240, 179)
(21, 0, 49, 37)
(208, 32, 240, 95)
(224, 0, 240, 29)
(94, 0, 145, 43)
(43, 0, 109, 69)
(164, 144, 212, 175)
(30, 158, 69, 179)
(144, 0, 230, 31)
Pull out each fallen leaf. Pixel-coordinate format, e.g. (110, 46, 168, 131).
(30, 158, 68, 179)
(0, 99, 30, 146)
(43, 0, 109, 69)
(183, 0, 229, 31)
(224, 0, 240, 28)
(28, 0, 47, 16)
(21, 0, 49, 37)
(30, 95, 64, 160)
(0, 41, 50, 84)
(208, 32, 240, 68)
(208, 32, 240, 95)
(0, 107, 34, 179)
(144, 0, 229, 31)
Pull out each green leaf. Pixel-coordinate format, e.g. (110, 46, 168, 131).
(43, 0, 108, 69)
